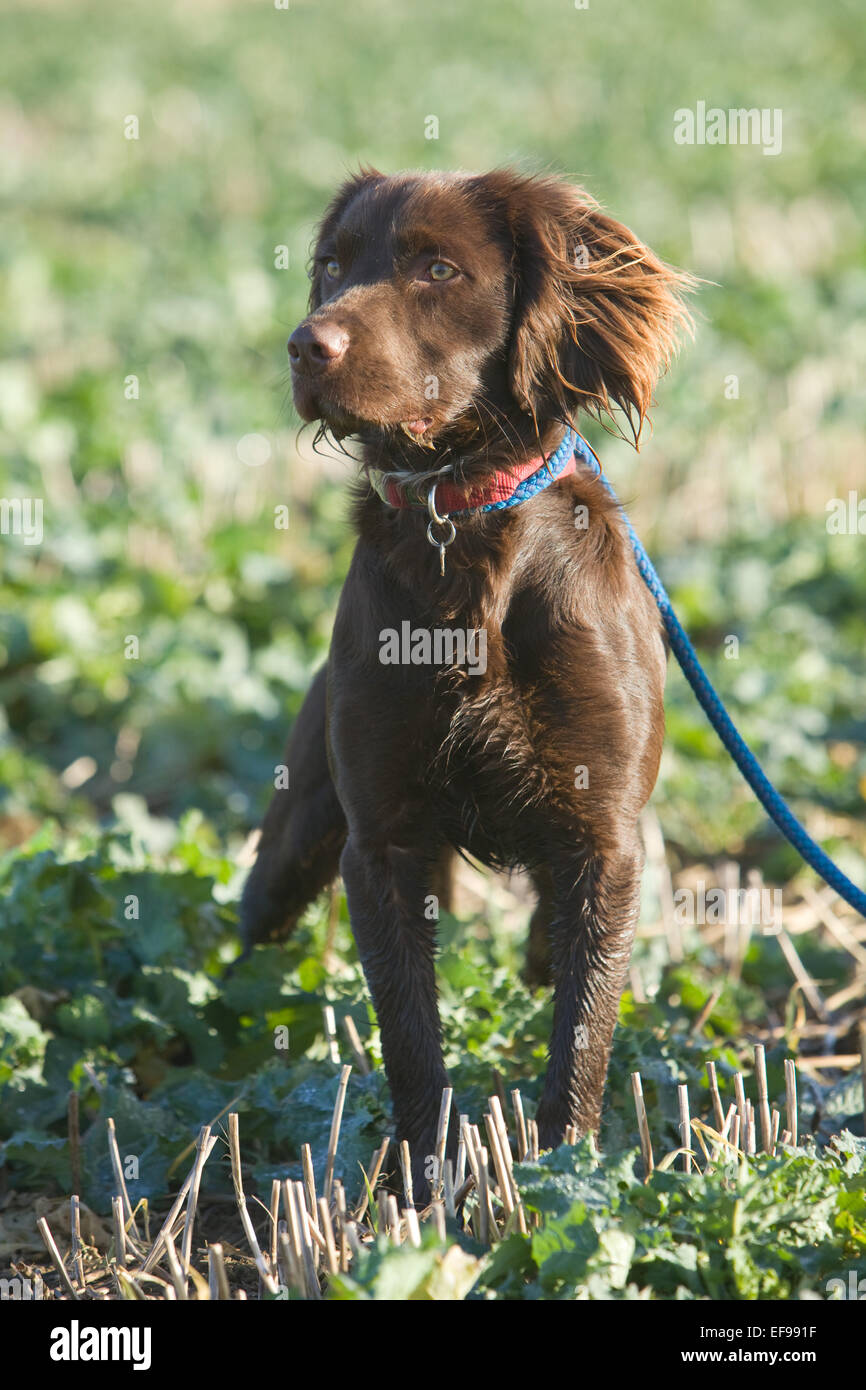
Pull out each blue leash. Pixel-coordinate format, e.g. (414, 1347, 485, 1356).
(567, 430, 866, 919)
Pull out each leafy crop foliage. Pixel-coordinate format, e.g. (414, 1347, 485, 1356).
(1, 809, 864, 1297)
(333, 1138, 866, 1301)
(1, 0, 865, 1297)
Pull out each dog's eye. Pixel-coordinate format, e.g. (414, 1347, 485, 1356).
(324, 258, 341, 279)
(427, 261, 457, 281)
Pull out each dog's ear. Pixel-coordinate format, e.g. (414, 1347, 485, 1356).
(495, 174, 693, 440)
(308, 166, 385, 311)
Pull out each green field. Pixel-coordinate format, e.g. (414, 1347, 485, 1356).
(1, 0, 865, 1302)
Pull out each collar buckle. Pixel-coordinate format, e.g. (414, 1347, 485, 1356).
(426, 482, 457, 576)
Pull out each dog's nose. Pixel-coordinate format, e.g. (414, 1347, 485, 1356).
(288, 321, 349, 372)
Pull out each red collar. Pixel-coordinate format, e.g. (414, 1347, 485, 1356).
(369, 440, 578, 515)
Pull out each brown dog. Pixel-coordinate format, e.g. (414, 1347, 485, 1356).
(240, 169, 691, 1191)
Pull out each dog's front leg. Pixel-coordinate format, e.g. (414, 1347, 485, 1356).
(238, 663, 346, 953)
(534, 835, 643, 1149)
(340, 835, 452, 1197)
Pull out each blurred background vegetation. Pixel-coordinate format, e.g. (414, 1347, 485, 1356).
(0, 0, 864, 1221)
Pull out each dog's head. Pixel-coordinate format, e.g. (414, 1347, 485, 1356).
(289, 168, 692, 465)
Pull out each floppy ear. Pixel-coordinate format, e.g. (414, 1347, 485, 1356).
(308, 166, 385, 311)
(501, 175, 693, 439)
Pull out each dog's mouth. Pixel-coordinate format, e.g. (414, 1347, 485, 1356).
(329, 409, 440, 446)
(293, 371, 490, 456)
(297, 385, 441, 444)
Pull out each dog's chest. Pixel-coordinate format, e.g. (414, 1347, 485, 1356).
(424, 614, 584, 866)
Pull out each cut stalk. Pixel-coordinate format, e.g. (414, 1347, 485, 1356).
(677, 1084, 692, 1173)
(342, 1014, 371, 1074)
(404, 1207, 422, 1248)
(68, 1092, 82, 1199)
(733, 1073, 748, 1151)
(140, 1169, 195, 1274)
(754, 1044, 772, 1153)
(302, 1142, 317, 1219)
(511, 1090, 528, 1163)
(488, 1095, 512, 1167)
(278, 1230, 302, 1296)
(484, 1113, 515, 1217)
(691, 987, 723, 1037)
(282, 1180, 309, 1297)
(399, 1139, 415, 1209)
(443, 1159, 456, 1218)
(631, 1072, 654, 1177)
(70, 1194, 84, 1291)
(163, 1229, 188, 1300)
(38, 1216, 79, 1300)
(456, 1116, 468, 1187)
(294, 1181, 321, 1297)
(477, 1146, 496, 1243)
(431, 1200, 446, 1240)
(354, 1137, 390, 1222)
(317, 1197, 339, 1276)
(527, 1119, 540, 1162)
(434, 1087, 453, 1200)
(208, 1242, 231, 1301)
(268, 1178, 280, 1272)
(324, 1065, 352, 1207)
(777, 929, 828, 1018)
(112, 1195, 127, 1268)
(180, 1123, 213, 1272)
(228, 1113, 279, 1295)
(706, 1060, 725, 1132)
(323, 1004, 340, 1064)
(784, 1058, 798, 1147)
(107, 1117, 139, 1237)
(385, 1194, 402, 1246)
